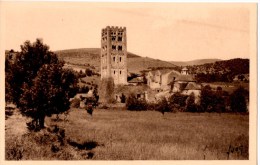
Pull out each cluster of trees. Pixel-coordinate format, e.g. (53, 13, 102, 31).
(6, 39, 78, 130)
(188, 58, 249, 83)
(77, 68, 96, 78)
(126, 85, 249, 113)
(148, 66, 182, 73)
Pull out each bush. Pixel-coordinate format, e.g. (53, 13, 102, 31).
(186, 93, 197, 112)
(200, 85, 228, 113)
(85, 68, 93, 77)
(126, 93, 147, 111)
(230, 86, 248, 112)
(71, 98, 80, 108)
(168, 92, 188, 112)
(155, 97, 172, 114)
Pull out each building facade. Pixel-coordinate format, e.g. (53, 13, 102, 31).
(101, 26, 127, 85)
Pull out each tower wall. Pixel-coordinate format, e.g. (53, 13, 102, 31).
(101, 26, 127, 85)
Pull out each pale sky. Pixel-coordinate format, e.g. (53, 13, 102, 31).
(1, 2, 257, 61)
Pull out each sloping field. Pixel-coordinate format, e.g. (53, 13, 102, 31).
(6, 108, 249, 160)
(55, 48, 178, 74)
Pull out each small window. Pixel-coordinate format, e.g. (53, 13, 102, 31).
(113, 57, 115, 62)
(112, 36, 116, 41)
(120, 57, 122, 62)
(118, 46, 122, 51)
(118, 36, 122, 41)
(114, 71, 116, 74)
(120, 70, 122, 74)
(112, 45, 116, 50)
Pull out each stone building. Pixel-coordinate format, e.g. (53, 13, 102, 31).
(146, 69, 180, 90)
(169, 67, 201, 104)
(101, 26, 127, 85)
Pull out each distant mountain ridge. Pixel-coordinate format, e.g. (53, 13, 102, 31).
(170, 59, 222, 66)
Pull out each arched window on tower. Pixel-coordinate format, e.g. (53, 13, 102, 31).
(120, 57, 122, 62)
(118, 45, 122, 51)
(113, 57, 116, 62)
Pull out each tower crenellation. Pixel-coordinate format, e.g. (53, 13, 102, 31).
(101, 26, 127, 85)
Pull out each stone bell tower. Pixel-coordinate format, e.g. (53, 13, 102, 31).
(101, 26, 127, 85)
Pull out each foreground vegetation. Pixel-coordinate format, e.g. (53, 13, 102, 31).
(6, 108, 248, 160)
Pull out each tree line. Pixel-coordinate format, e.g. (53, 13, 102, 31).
(126, 85, 249, 113)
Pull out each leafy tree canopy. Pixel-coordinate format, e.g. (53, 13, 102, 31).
(6, 39, 78, 129)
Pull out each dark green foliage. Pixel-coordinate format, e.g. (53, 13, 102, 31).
(200, 85, 215, 112)
(230, 86, 248, 112)
(78, 85, 89, 93)
(121, 93, 126, 103)
(168, 92, 188, 112)
(85, 68, 93, 77)
(6, 39, 78, 130)
(200, 85, 227, 113)
(191, 58, 249, 83)
(186, 93, 197, 112)
(126, 93, 147, 111)
(85, 103, 93, 116)
(155, 97, 171, 114)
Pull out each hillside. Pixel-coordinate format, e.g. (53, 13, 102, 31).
(55, 48, 178, 74)
(187, 58, 249, 82)
(170, 59, 222, 66)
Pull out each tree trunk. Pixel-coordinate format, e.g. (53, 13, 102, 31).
(39, 114, 45, 129)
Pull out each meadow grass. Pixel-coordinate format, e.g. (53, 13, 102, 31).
(5, 108, 248, 160)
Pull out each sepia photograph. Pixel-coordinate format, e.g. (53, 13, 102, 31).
(0, 1, 257, 163)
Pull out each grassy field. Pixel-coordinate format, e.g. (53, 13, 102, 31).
(5, 108, 249, 160)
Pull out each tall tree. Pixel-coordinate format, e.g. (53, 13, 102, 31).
(6, 39, 78, 129)
(200, 85, 215, 112)
(230, 86, 249, 112)
(186, 92, 197, 112)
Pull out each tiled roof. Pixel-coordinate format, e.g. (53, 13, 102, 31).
(128, 77, 144, 83)
(167, 71, 181, 84)
(182, 67, 188, 71)
(184, 82, 201, 90)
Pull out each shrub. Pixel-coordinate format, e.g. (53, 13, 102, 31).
(186, 93, 197, 112)
(155, 97, 172, 114)
(230, 86, 248, 112)
(168, 92, 188, 112)
(85, 68, 93, 77)
(126, 93, 147, 111)
(200, 85, 228, 113)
